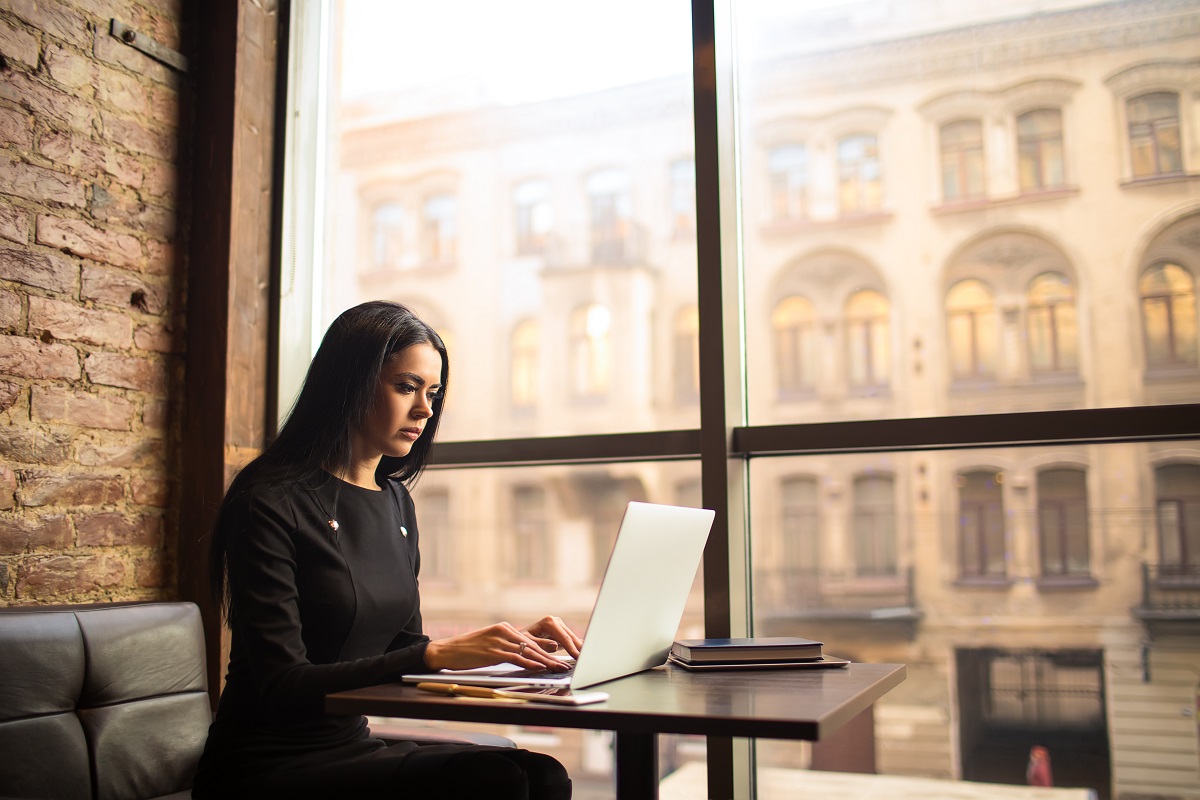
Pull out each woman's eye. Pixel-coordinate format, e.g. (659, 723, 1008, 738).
(396, 383, 417, 394)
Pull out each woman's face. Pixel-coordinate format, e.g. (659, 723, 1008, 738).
(356, 342, 444, 461)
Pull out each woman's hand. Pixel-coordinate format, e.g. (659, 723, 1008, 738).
(520, 615, 583, 659)
(423, 620, 573, 672)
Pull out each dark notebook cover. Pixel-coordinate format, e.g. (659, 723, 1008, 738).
(670, 636, 823, 663)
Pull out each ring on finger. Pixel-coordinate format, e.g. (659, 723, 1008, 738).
(518, 641, 527, 656)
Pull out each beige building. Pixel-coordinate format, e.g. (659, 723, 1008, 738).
(318, 1, 1200, 797)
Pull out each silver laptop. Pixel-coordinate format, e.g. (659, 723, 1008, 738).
(402, 501, 715, 690)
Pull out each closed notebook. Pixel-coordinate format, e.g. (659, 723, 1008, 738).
(670, 636, 823, 664)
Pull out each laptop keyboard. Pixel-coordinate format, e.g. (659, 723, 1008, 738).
(502, 663, 576, 679)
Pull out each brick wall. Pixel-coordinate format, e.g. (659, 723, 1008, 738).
(0, 0, 187, 604)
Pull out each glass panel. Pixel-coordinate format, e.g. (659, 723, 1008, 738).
(738, 2, 1200, 425)
(318, 0, 696, 439)
(748, 442, 1199, 796)
(407, 461, 703, 794)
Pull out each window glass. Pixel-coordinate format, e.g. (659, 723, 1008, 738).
(940, 119, 986, 201)
(1036, 467, 1090, 577)
(768, 144, 809, 222)
(669, 158, 696, 236)
(946, 279, 998, 379)
(1017, 108, 1065, 191)
(771, 296, 817, 398)
(1026, 272, 1078, 374)
(1155, 462, 1200, 567)
(837, 134, 881, 215)
(510, 318, 539, 411)
(513, 180, 552, 255)
(845, 289, 890, 389)
(673, 306, 700, 405)
(1140, 263, 1198, 369)
(1128, 92, 1182, 177)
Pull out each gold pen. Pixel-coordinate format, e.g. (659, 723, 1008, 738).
(415, 682, 527, 701)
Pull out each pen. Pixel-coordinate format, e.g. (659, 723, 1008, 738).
(415, 682, 527, 701)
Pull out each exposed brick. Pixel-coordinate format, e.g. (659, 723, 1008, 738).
(0, 288, 19, 328)
(18, 470, 124, 507)
(8, 0, 90, 48)
(130, 474, 167, 507)
(0, 466, 15, 510)
(0, 243, 79, 292)
(0, 426, 71, 465)
(133, 322, 181, 352)
(76, 436, 163, 468)
(141, 158, 174, 199)
(0, 18, 39, 70)
(144, 238, 172, 274)
(0, 71, 98, 134)
(16, 554, 127, 597)
(141, 397, 167, 431)
(0, 204, 30, 244)
(149, 84, 179, 128)
(104, 150, 144, 189)
(100, 112, 175, 160)
(0, 563, 7, 595)
(0, 155, 87, 208)
(0, 514, 72, 554)
(134, 554, 164, 588)
(29, 295, 132, 348)
(85, 351, 165, 393)
(0, 106, 34, 150)
(92, 28, 174, 86)
(44, 42, 95, 92)
(81, 263, 167, 314)
(76, 510, 162, 547)
(38, 129, 106, 174)
(90, 185, 175, 238)
(36, 214, 141, 268)
(0, 379, 20, 411)
(0, 335, 80, 380)
(96, 64, 148, 116)
(31, 385, 134, 430)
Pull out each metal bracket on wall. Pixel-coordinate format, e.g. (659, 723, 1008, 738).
(110, 19, 188, 73)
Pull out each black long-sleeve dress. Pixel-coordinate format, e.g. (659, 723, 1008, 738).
(194, 473, 571, 799)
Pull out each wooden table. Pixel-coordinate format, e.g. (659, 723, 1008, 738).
(326, 661, 906, 799)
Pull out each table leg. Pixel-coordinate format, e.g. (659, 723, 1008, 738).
(614, 730, 658, 800)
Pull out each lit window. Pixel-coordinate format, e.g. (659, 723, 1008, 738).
(513, 180, 552, 255)
(673, 306, 700, 405)
(772, 295, 817, 398)
(1128, 92, 1183, 178)
(569, 304, 611, 400)
(768, 144, 808, 222)
(958, 470, 1006, 578)
(852, 474, 896, 577)
(940, 119, 985, 202)
(587, 169, 633, 264)
(511, 485, 549, 582)
(422, 194, 457, 265)
(1140, 263, 1198, 368)
(1026, 272, 1079, 374)
(781, 475, 820, 575)
(418, 487, 452, 581)
(1037, 468, 1090, 577)
(371, 202, 405, 270)
(845, 289, 890, 389)
(947, 279, 998, 379)
(510, 319, 539, 410)
(837, 134, 881, 215)
(1155, 463, 1200, 567)
(669, 158, 695, 236)
(1017, 108, 1065, 191)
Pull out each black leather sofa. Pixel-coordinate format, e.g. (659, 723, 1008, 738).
(0, 602, 512, 799)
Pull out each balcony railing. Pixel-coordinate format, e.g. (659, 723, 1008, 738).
(1134, 563, 1200, 637)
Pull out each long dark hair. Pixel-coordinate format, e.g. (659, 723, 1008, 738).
(209, 300, 449, 616)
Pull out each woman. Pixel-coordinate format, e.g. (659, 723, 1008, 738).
(194, 301, 580, 799)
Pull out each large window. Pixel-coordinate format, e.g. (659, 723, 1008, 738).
(281, 1, 1200, 796)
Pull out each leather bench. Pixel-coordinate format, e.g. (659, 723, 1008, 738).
(0, 602, 512, 800)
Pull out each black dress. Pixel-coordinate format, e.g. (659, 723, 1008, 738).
(193, 475, 571, 799)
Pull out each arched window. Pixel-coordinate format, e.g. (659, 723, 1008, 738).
(1037, 468, 1090, 577)
(1140, 263, 1198, 368)
(510, 319, 539, 410)
(673, 306, 700, 405)
(852, 473, 896, 576)
(958, 470, 1006, 578)
(511, 485, 549, 581)
(1128, 92, 1183, 178)
(772, 296, 817, 398)
(845, 289, 890, 388)
(569, 304, 611, 400)
(421, 193, 457, 265)
(1155, 463, 1200, 567)
(1017, 108, 1065, 191)
(1026, 272, 1078, 374)
(586, 169, 632, 263)
(513, 180, 551, 255)
(940, 119, 985, 202)
(837, 134, 881, 215)
(947, 279, 998, 379)
(768, 144, 808, 222)
(371, 203, 405, 269)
